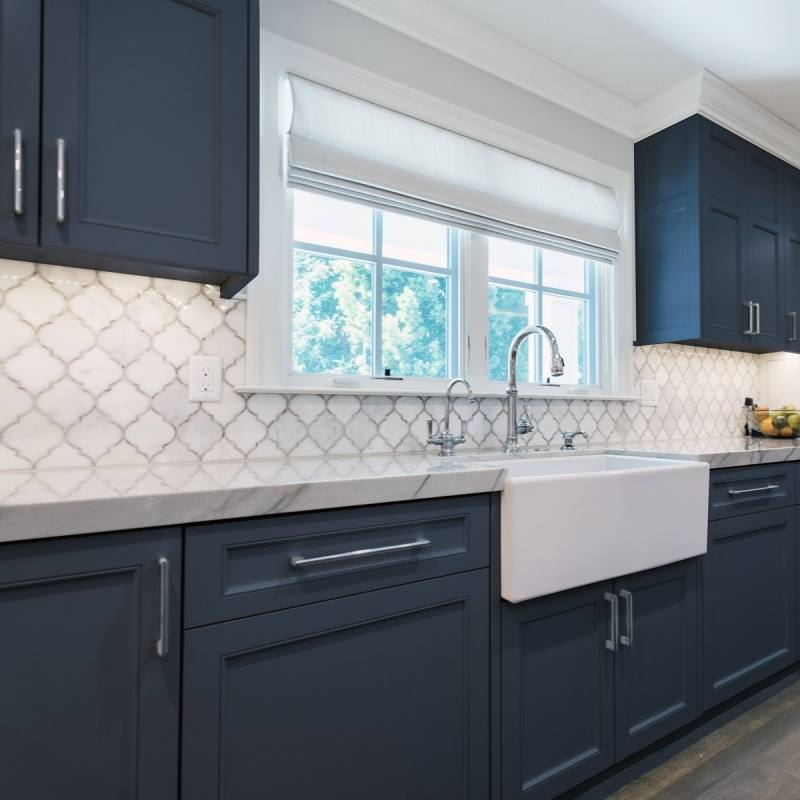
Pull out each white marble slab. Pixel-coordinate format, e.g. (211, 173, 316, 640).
(1, 437, 798, 544)
(0, 453, 505, 543)
(613, 437, 800, 468)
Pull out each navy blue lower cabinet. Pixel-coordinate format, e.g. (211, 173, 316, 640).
(0, 528, 182, 800)
(614, 560, 700, 759)
(181, 570, 490, 800)
(501, 583, 615, 800)
(704, 508, 797, 709)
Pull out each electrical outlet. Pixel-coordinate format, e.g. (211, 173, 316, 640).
(639, 379, 659, 407)
(188, 355, 223, 402)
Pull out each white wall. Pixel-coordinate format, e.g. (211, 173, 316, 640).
(260, 0, 634, 173)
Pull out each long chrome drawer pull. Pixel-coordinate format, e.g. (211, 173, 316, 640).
(156, 557, 169, 658)
(790, 311, 798, 342)
(619, 589, 634, 647)
(290, 538, 431, 568)
(604, 592, 618, 652)
(56, 138, 66, 223)
(728, 484, 780, 496)
(13, 128, 22, 215)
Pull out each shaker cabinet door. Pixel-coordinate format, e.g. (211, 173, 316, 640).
(0, 0, 40, 246)
(182, 571, 490, 800)
(0, 528, 182, 800)
(40, 0, 251, 283)
(614, 560, 700, 759)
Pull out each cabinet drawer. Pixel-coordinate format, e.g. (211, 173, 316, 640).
(184, 494, 492, 627)
(708, 463, 794, 520)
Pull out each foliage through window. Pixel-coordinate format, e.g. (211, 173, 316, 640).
(292, 191, 456, 379)
(292, 190, 602, 389)
(488, 238, 597, 386)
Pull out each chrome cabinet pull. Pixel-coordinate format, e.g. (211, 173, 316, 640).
(13, 128, 22, 215)
(56, 138, 65, 223)
(754, 302, 761, 335)
(156, 557, 169, 658)
(790, 312, 798, 342)
(743, 302, 755, 335)
(290, 538, 431, 568)
(619, 589, 634, 647)
(604, 592, 618, 652)
(728, 484, 780, 496)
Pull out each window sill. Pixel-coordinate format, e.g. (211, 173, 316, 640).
(235, 384, 642, 402)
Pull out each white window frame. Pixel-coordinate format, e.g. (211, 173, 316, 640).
(242, 32, 637, 400)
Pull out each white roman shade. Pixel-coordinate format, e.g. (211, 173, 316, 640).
(285, 75, 622, 260)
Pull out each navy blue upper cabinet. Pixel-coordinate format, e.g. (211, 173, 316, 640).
(636, 115, 790, 353)
(0, 528, 182, 800)
(0, 0, 40, 246)
(0, 0, 258, 297)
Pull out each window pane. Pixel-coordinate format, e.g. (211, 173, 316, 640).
(489, 237, 534, 284)
(541, 249, 586, 292)
(293, 191, 373, 254)
(488, 284, 536, 383)
(292, 251, 373, 375)
(542, 294, 588, 385)
(383, 212, 448, 268)
(382, 267, 448, 378)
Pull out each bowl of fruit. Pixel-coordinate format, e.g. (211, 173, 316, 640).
(748, 406, 800, 438)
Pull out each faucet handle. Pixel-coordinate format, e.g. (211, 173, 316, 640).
(426, 418, 443, 445)
(560, 429, 589, 450)
(516, 401, 536, 436)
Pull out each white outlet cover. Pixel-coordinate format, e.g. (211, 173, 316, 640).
(188, 355, 223, 402)
(639, 379, 659, 407)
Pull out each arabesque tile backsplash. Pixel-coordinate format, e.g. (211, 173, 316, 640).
(0, 261, 760, 471)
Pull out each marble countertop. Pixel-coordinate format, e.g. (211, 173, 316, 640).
(613, 437, 800, 468)
(0, 453, 505, 542)
(2, 436, 799, 543)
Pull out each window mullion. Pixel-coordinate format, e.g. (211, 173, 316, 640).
(373, 210, 383, 377)
(463, 231, 489, 385)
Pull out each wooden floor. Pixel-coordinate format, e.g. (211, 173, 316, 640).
(582, 676, 800, 800)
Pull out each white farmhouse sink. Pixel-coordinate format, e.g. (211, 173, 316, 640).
(491, 454, 709, 603)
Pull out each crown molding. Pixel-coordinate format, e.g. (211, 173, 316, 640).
(328, 0, 638, 136)
(328, 0, 800, 169)
(634, 69, 800, 168)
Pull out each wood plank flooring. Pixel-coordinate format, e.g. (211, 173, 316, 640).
(584, 676, 800, 800)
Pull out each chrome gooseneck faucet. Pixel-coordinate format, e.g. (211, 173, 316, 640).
(504, 324, 565, 454)
(427, 377, 476, 456)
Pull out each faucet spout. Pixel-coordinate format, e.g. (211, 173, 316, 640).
(504, 324, 565, 454)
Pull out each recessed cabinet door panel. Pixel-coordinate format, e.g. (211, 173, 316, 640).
(0, 0, 40, 245)
(614, 560, 700, 759)
(785, 166, 800, 351)
(702, 203, 745, 345)
(182, 571, 490, 800)
(701, 121, 746, 348)
(704, 509, 796, 709)
(0, 528, 182, 800)
(501, 583, 614, 800)
(40, 0, 248, 275)
(745, 146, 785, 350)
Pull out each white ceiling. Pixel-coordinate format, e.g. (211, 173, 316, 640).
(438, 0, 800, 129)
